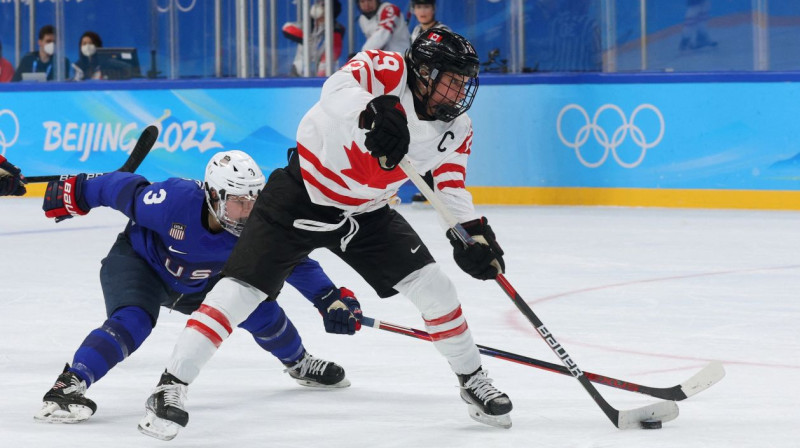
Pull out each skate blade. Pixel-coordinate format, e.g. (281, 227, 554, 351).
(34, 402, 93, 423)
(137, 410, 182, 441)
(466, 404, 512, 429)
(294, 377, 351, 389)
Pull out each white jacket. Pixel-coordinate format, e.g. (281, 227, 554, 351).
(358, 2, 411, 53)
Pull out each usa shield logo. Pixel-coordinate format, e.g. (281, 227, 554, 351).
(169, 223, 186, 240)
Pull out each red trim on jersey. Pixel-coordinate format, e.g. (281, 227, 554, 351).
(433, 163, 466, 178)
(298, 143, 349, 189)
(455, 130, 473, 155)
(365, 50, 404, 93)
(350, 64, 362, 84)
(301, 167, 370, 206)
(424, 306, 463, 326)
(187, 319, 223, 348)
(342, 59, 374, 94)
(437, 179, 466, 190)
(362, 60, 374, 94)
(198, 304, 233, 334)
(429, 321, 469, 341)
(379, 4, 400, 32)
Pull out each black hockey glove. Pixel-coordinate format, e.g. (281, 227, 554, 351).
(358, 95, 410, 171)
(42, 173, 91, 223)
(0, 155, 26, 197)
(447, 217, 505, 281)
(313, 287, 362, 335)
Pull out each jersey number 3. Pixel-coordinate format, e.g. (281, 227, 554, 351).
(143, 189, 167, 205)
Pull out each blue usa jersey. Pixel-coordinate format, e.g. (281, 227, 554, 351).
(81, 172, 335, 298)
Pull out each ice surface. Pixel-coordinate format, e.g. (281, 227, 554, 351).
(1, 198, 798, 447)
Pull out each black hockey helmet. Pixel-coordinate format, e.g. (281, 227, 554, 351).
(411, 0, 436, 5)
(406, 28, 480, 122)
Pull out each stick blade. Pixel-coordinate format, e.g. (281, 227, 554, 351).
(119, 125, 158, 173)
(680, 361, 725, 398)
(617, 401, 679, 430)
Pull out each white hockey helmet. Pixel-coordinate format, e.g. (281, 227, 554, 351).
(204, 150, 266, 236)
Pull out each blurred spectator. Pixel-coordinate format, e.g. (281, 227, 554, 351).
(409, 0, 450, 43)
(545, 0, 600, 72)
(283, 0, 345, 77)
(73, 31, 103, 81)
(0, 40, 14, 82)
(679, 0, 717, 50)
(12, 25, 70, 82)
(356, 0, 410, 53)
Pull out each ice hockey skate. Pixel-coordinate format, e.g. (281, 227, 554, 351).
(284, 351, 350, 388)
(458, 367, 512, 429)
(34, 363, 97, 423)
(138, 371, 189, 441)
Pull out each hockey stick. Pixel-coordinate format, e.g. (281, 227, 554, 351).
(397, 157, 679, 429)
(26, 124, 159, 183)
(360, 315, 724, 401)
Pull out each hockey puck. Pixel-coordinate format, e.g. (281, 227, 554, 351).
(640, 419, 662, 429)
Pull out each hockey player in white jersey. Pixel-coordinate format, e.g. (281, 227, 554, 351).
(356, 0, 410, 53)
(139, 29, 511, 440)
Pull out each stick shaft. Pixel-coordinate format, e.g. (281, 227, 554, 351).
(26, 125, 158, 183)
(361, 316, 691, 400)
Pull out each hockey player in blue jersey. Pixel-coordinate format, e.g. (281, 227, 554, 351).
(35, 150, 361, 424)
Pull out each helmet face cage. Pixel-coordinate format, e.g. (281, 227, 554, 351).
(407, 29, 480, 122)
(204, 150, 266, 236)
(425, 67, 479, 122)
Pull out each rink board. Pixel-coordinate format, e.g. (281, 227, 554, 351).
(3, 74, 799, 208)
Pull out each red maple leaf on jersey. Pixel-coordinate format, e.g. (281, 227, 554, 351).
(340, 141, 407, 189)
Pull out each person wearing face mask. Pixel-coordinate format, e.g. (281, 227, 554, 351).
(0, 40, 15, 82)
(73, 31, 103, 81)
(282, 0, 345, 77)
(12, 25, 70, 82)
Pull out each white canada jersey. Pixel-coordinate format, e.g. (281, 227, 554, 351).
(359, 3, 411, 53)
(295, 49, 479, 223)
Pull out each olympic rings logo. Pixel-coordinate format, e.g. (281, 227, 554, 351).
(0, 109, 20, 157)
(157, 0, 196, 13)
(557, 104, 665, 168)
